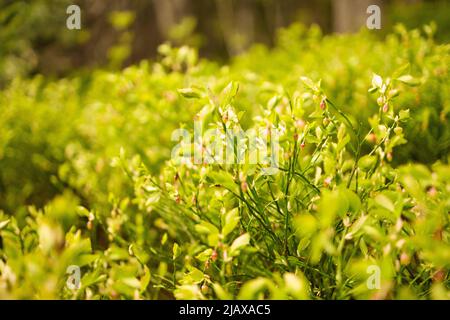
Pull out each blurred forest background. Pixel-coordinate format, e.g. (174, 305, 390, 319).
(0, 0, 448, 84)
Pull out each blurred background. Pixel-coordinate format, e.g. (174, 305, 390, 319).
(0, 0, 448, 83)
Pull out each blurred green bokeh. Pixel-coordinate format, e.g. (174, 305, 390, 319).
(0, 0, 448, 84)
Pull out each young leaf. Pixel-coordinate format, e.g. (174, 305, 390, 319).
(140, 265, 151, 293)
(221, 208, 240, 238)
(177, 87, 204, 99)
(173, 243, 180, 260)
(229, 233, 250, 256)
(374, 194, 395, 212)
(396, 75, 420, 86)
(372, 74, 383, 88)
(208, 171, 238, 194)
(0, 219, 10, 230)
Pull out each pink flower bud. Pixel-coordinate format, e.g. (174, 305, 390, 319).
(211, 250, 218, 261)
(320, 100, 326, 110)
(387, 152, 393, 161)
(377, 96, 384, 106)
(367, 133, 377, 143)
(400, 252, 410, 265)
(241, 181, 248, 193)
(427, 186, 437, 197)
(295, 119, 305, 130)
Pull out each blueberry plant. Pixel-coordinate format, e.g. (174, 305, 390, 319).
(0, 24, 448, 299)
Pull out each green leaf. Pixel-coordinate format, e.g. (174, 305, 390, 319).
(283, 273, 309, 299)
(221, 208, 240, 238)
(208, 171, 238, 194)
(195, 248, 213, 262)
(300, 76, 314, 89)
(317, 189, 349, 226)
(161, 232, 168, 245)
(194, 221, 219, 235)
(396, 75, 420, 86)
(195, 221, 220, 246)
(0, 219, 10, 230)
(140, 265, 151, 293)
(174, 285, 204, 300)
(181, 267, 204, 284)
(177, 87, 204, 99)
(336, 133, 350, 153)
(345, 215, 368, 240)
(368, 87, 378, 94)
(221, 81, 239, 106)
(172, 243, 180, 260)
(80, 273, 107, 289)
(229, 233, 250, 256)
(392, 63, 410, 79)
(374, 194, 395, 212)
(295, 214, 318, 238)
(399, 109, 410, 121)
(238, 278, 273, 299)
(359, 155, 377, 172)
(213, 283, 232, 300)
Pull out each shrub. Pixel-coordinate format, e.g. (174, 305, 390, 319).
(0, 25, 448, 299)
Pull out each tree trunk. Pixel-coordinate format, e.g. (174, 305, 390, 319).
(332, 0, 383, 33)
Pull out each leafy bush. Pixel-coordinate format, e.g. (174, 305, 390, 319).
(0, 25, 448, 299)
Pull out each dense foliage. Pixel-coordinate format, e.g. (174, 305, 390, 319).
(0, 24, 449, 299)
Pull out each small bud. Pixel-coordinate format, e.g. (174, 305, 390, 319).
(427, 186, 437, 197)
(222, 113, 228, 123)
(295, 119, 305, 130)
(343, 216, 351, 227)
(241, 180, 248, 193)
(394, 127, 403, 135)
(400, 252, 410, 265)
(111, 291, 119, 300)
(201, 284, 209, 294)
(433, 269, 445, 282)
(211, 250, 218, 262)
(367, 133, 377, 143)
(300, 142, 305, 149)
(382, 103, 389, 113)
(387, 152, 393, 162)
(377, 96, 384, 106)
(320, 99, 326, 110)
(275, 105, 283, 114)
